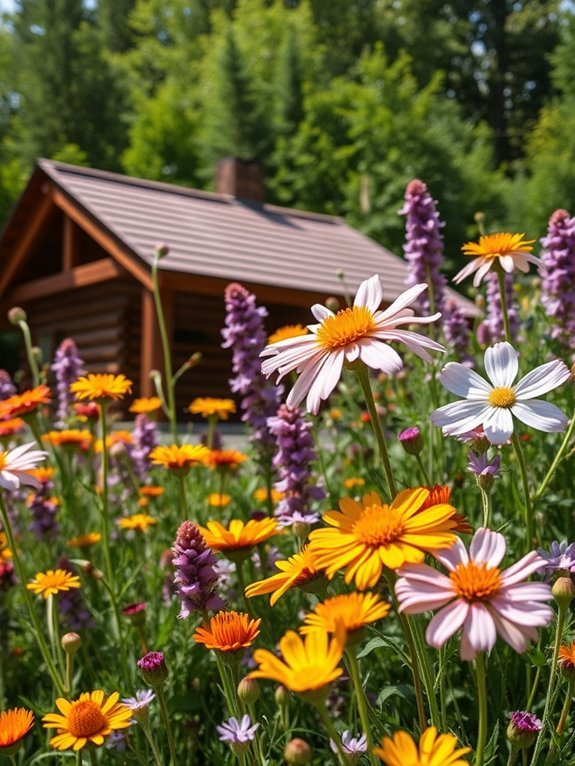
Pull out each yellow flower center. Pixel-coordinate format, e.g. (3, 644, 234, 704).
(316, 306, 377, 350)
(450, 561, 502, 601)
(488, 386, 516, 408)
(353, 505, 404, 546)
(0, 452, 6, 470)
(67, 701, 106, 738)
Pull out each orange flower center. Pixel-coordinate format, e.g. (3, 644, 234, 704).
(316, 306, 377, 350)
(450, 561, 502, 601)
(353, 505, 404, 546)
(0, 452, 6, 470)
(67, 701, 106, 738)
(488, 387, 516, 408)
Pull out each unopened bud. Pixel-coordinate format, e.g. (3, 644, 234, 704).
(506, 711, 542, 749)
(552, 576, 575, 609)
(275, 685, 289, 707)
(475, 473, 495, 493)
(187, 352, 202, 368)
(238, 677, 261, 705)
(284, 738, 312, 764)
(398, 426, 423, 456)
(7, 306, 27, 324)
(61, 632, 82, 655)
(31, 346, 42, 363)
(325, 296, 340, 313)
(122, 602, 147, 627)
(155, 243, 170, 258)
(292, 522, 310, 541)
(474, 211, 485, 225)
(138, 651, 168, 687)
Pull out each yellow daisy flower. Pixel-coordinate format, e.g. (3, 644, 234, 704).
(308, 487, 458, 590)
(188, 397, 236, 420)
(253, 487, 284, 504)
(454, 232, 538, 286)
(149, 444, 210, 473)
(193, 611, 261, 652)
(129, 396, 163, 414)
(208, 449, 248, 471)
(208, 493, 231, 508)
(300, 591, 390, 635)
(249, 628, 345, 698)
(42, 690, 132, 751)
(343, 477, 365, 490)
(70, 374, 132, 402)
(94, 431, 133, 453)
(67, 532, 102, 549)
(198, 518, 279, 558)
(27, 569, 81, 598)
(245, 546, 324, 606)
(117, 514, 157, 533)
(268, 324, 308, 345)
(0, 707, 34, 755)
(43, 430, 92, 449)
(373, 726, 470, 765)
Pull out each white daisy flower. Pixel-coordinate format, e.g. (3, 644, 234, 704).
(260, 275, 444, 414)
(430, 342, 571, 445)
(0, 442, 48, 492)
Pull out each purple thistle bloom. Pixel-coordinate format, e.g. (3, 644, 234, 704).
(541, 209, 575, 354)
(217, 714, 259, 753)
(398, 426, 423, 455)
(172, 521, 224, 618)
(0, 370, 16, 400)
(537, 541, 575, 578)
(330, 731, 368, 758)
(399, 179, 447, 313)
(52, 339, 85, 423)
(482, 271, 519, 342)
(468, 452, 501, 478)
(222, 283, 282, 454)
(443, 300, 472, 364)
(138, 651, 165, 671)
(267, 404, 324, 528)
(509, 711, 542, 734)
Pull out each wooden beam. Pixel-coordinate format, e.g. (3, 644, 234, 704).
(139, 288, 164, 398)
(0, 191, 55, 298)
(50, 189, 154, 291)
(5, 258, 124, 304)
(62, 217, 77, 272)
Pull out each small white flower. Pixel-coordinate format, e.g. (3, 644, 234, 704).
(261, 275, 444, 414)
(0, 442, 48, 491)
(431, 342, 570, 445)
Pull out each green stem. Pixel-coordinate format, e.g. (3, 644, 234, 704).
(534, 413, 575, 505)
(530, 605, 567, 766)
(89, 748, 97, 766)
(0, 496, 65, 694)
(313, 701, 351, 765)
(410, 614, 441, 729)
(177, 475, 188, 522)
(75, 751, 82, 766)
(152, 254, 177, 443)
(526, 666, 542, 711)
(545, 678, 575, 765)
(355, 364, 396, 497)
(65, 650, 73, 695)
(480, 488, 491, 528)
(416, 453, 431, 486)
(235, 559, 254, 617)
(475, 653, 488, 766)
(511, 433, 534, 551)
(156, 685, 178, 766)
(214, 651, 239, 716)
(497, 269, 512, 343)
(507, 749, 520, 766)
(17, 318, 40, 387)
(99, 404, 113, 585)
(141, 721, 165, 766)
(346, 648, 378, 766)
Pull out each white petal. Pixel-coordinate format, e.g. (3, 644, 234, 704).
(472, 258, 495, 287)
(511, 400, 568, 433)
(376, 329, 444, 362)
(286, 352, 330, 410)
(353, 274, 383, 313)
(499, 254, 515, 273)
(430, 400, 490, 434)
(463, 603, 497, 655)
(357, 339, 403, 374)
(310, 304, 334, 322)
(469, 528, 506, 567)
(0, 470, 20, 491)
(453, 259, 482, 285)
(377, 283, 428, 322)
(513, 359, 571, 400)
(305, 350, 345, 414)
(484, 342, 519, 387)
(345, 343, 361, 363)
(439, 363, 491, 399)
(483, 406, 514, 445)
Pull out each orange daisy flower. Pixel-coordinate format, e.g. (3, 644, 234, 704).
(0, 707, 34, 755)
(194, 611, 261, 652)
(139, 485, 165, 498)
(0, 418, 25, 438)
(94, 431, 133, 453)
(117, 514, 157, 533)
(253, 487, 284, 504)
(558, 641, 575, 676)
(208, 449, 248, 471)
(0, 385, 51, 419)
(43, 430, 92, 449)
(374, 726, 470, 766)
(208, 493, 231, 508)
(308, 487, 459, 590)
(188, 397, 236, 420)
(129, 397, 163, 415)
(68, 533, 101, 549)
(268, 324, 308, 345)
(198, 518, 279, 558)
(454, 232, 538, 286)
(245, 546, 324, 605)
(149, 444, 210, 473)
(70, 374, 132, 402)
(28, 467, 55, 484)
(422, 485, 472, 534)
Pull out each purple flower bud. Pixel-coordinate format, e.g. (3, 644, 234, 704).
(507, 711, 542, 749)
(172, 521, 224, 618)
(398, 426, 423, 455)
(541, 209, 575, 354)
(52, 339, 85, 423)
(138, 651, 168, 686)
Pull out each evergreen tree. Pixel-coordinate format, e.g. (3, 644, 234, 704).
(273, 25, 304, 135)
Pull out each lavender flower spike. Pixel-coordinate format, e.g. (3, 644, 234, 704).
(267, 404, 324, 528)
(541, 209, 575, 354)
(52, 338, 85, 423)
(172, 521, 224, 618)
(222, 283, 282, 454)
(443, 300, 472, 364)
(399, 178, 446, 313)
(217, 715, 259, 754)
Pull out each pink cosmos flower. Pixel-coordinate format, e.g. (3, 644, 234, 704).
(0, 442, 48, 492)
(260, 275, 444, 414)
(395, 527, 553, 660)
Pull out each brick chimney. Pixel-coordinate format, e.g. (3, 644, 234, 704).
(215, 157, 264, 203)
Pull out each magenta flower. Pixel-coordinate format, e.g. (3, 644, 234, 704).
(395, 528, 553, 660)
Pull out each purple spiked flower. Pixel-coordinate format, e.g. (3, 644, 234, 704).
(267, 404, 324, 527)
(129, 414, 159, 480)
(541, 209, 575, 354)
(482, 271, 519, 342)
(217, 714, 259, 754)
(443, 300, 472, 363)
(0, 370, 16, 400)
(172, 521, 224, 618)
(52, 339, 85, 423)
(399, 179, 446, 313)
(222, 283, 282, 454)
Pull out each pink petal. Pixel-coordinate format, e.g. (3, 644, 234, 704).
(491, 611, 537, 654)
(501, 552, 547, 586)
(425, 599, 469, 648)
(353, 274, 383, 313)
(432, 539, 469, 571)
(461, 603, 497, 658)
(469, 528, 506, 567)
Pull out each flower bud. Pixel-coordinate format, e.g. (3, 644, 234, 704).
(275, 685, 289, 707)
(506, 711, 542, 749)
(292, 522, 310, 541)
(122, 602, 147, 627)
(238, 677, 261, 705)
(284, 738, 312, 765)
(325, 297, 340, 313)
(7, 306, 27, 324)
(398, 426, 423, 455)
(138, 651, 168, 687)
(552, 576, 575, 609)
(155, 243, 170, 258)
(61, 632, 82, 655)
(475, 473, 495, 493)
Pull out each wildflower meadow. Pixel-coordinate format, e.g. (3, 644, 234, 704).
(2, 183, 575, 766)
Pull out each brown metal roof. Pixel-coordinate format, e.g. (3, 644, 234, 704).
(36, 159, 476, 315)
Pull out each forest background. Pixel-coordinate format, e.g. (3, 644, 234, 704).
(1, 0, 575, 273)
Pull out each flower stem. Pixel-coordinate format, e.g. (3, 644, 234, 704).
(16, 317, 41, 387)
(511, 433, 534, 551)
(497, 269, 512, 343)
(545, 678, 575, 765)
(475, 653, 488, 766)
(480, 488, 491, 528)
(346, 647, 378, 766)
(156, 684, 178, 766)
(177, 475, 188, 522)
(355, 364, 396, 497)
(533, 412, 575, 505)
(98, 403, 113, 585)
(416, 453, 431, 486)
(141, 721, 165, 766)
(0, 496, 65, 694)
(152, 254, 178, 443)
(214, 651, 239, 717)
(313, 700, 351, 765)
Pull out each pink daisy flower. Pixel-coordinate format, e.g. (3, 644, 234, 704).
(260, 275, 444, 414)
(395, 527, 553, 660)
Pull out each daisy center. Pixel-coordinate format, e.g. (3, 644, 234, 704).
(488, 386, 516, 408)
(67, 700, 106, 737)
(450, 561, 502, 601)
(0, 452, 6, 470)
(353, 505, 404, 546)
(316, 306, 377, 350)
